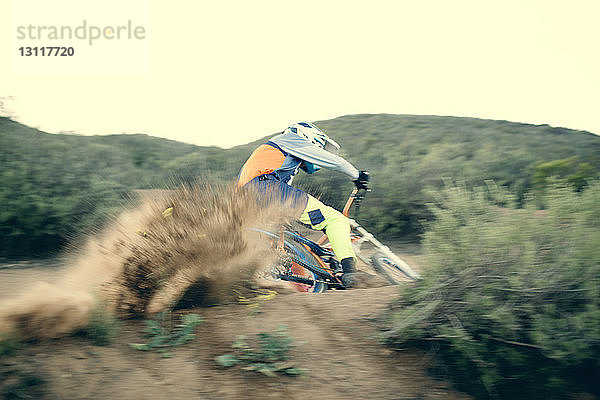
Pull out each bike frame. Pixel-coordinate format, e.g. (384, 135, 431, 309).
(348, 190, 420, 279)
(277, 227, 333, 274)
(331, 188, 421, 280)
(268, 187, 421, 291)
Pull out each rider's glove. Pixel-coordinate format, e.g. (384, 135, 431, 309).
(353, 170, 370, 190)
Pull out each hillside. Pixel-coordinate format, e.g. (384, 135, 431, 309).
(302, 114, 600, 236)
(1, 114, 599, 257)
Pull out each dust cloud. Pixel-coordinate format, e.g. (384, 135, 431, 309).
(0, 183, 295, 339)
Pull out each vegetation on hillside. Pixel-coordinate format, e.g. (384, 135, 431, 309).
(0, 117, 199, 256)
(383, 181, 600, 399)
(1, 114, 599, 257)
(300, 114, 600, 237)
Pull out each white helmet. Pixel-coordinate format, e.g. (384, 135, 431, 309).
(285, 122, 340, 153)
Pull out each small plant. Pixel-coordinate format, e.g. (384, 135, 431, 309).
(0, 368, 46, 400)
(129, 311, 201, 356)
(0, 335, 21, 357)
(83, 304, 120, 346)
(216, 325, 306, 377)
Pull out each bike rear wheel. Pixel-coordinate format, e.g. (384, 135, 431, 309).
(257, 230, 328, 293)
(284, 241, 328, 293)
(370, 251, 417, 285)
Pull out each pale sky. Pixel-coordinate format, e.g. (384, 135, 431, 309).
(1, 0, 599, 148)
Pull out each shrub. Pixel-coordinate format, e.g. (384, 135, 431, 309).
(383, 181, 600, 399)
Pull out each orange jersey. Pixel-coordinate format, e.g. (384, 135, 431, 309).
(237, 143, 286, 186)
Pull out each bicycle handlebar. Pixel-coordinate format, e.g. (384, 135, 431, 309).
(342, 187, 370, 217)
(316, 188, 369, 246)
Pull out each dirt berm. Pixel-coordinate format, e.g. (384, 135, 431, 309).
(0, 184, 471, 399)
(1, 282, 470, 400)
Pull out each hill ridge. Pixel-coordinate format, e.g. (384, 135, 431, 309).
(1, 113, 598, 257)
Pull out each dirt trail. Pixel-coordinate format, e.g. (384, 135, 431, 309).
(0, 260, 66, 301)
(0, 184, 470, 399)
(0, 271, 470, 399)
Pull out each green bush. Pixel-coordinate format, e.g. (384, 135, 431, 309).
(383, 181, 600, 399)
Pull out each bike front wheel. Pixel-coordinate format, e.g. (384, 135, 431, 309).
(370, 251, 418, 284)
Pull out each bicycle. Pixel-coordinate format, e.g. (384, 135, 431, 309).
(252, 188, 422, 293)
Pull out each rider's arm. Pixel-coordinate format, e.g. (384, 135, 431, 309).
(270, 133, 359, 180)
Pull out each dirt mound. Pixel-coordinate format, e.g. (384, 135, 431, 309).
(0, 183, 296, 339)
(0, 284, 470, 400)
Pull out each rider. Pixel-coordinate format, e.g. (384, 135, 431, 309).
(237, 121, 370, 287)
